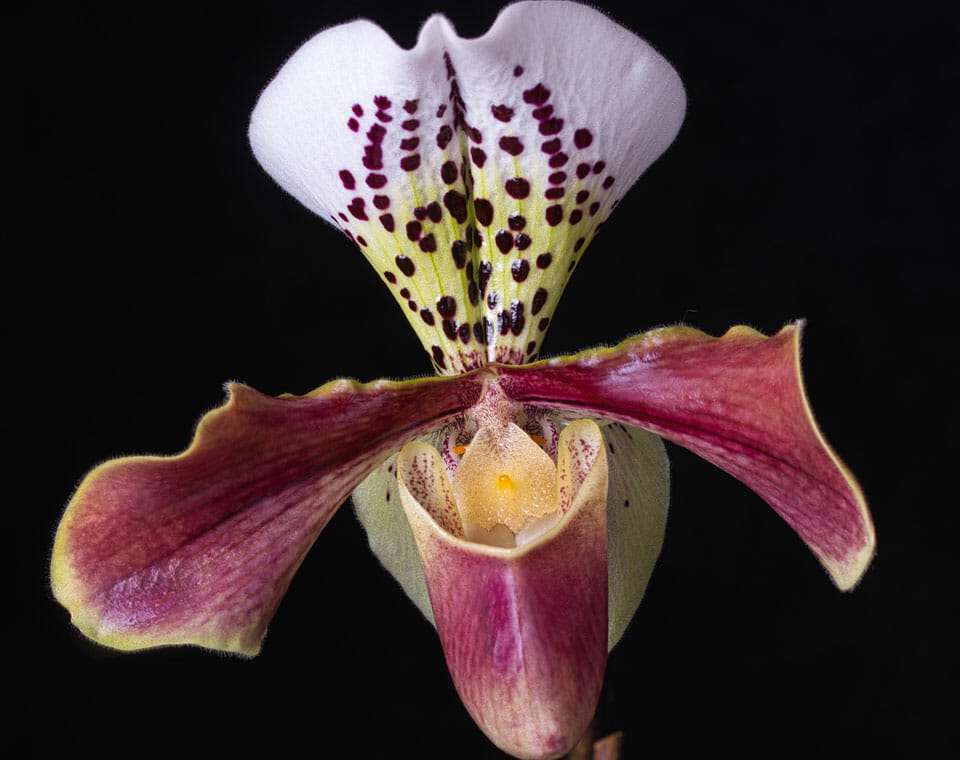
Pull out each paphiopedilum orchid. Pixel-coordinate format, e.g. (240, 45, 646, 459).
(51, 2, 875, 758)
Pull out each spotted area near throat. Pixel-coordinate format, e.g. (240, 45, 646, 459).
(330, 55, 621, 374)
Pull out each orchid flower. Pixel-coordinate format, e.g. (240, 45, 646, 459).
(51, 2, 875, 758)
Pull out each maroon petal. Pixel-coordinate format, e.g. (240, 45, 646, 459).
(51, 375, 483, 654)
(397, 420, 609, 759)
(496, 322, 874, 590)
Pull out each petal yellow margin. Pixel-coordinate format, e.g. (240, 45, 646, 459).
(51, 372, 477, 655)
(50, 383, 267, 655)
(505, 321, 875, 591)
(788, 321, 875, 590)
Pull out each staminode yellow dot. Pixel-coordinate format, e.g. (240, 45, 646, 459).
(497, 473, 514, 492)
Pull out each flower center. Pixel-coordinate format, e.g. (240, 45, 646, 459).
(451, 422, 559, 548)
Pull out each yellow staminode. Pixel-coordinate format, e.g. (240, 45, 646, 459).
(452, 423, 559, 547)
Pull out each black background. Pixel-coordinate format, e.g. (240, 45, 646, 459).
(13, 1, 954, 757)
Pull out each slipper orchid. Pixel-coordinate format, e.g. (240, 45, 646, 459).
(51, 2, 874, 759)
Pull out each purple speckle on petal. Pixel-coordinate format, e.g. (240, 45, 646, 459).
(536, 252, 552, 269)
(401, 154, 421, 171)
(471, 147, 487, 168)
(549, 171, 566, 185)
(367, 123, 386, 144)
(441, 161, 458, 184)
(576, 162, 591, 179)
(603, 176, 615, 189)
(541, 138, 561, 154)
(515, 233, 531, 250)
(478, 261, 492, 296)
(347, 198, 367, 220)
(380, 213, 395, 232)
(593, 161, 606, 174)
(451, 240, 467, 268)
(544, 187, 564, 200)
(366, 173, 387, 189)
(574, 129, 593, 149)
(545, 205, 563, 226)
(437, 296, 457, 318)
(497, 310, 511, 335)
(373, 195, 390, 210)
(511, 259, 530, 282)
(510, 300, 525, 335)
(569, 209, 583, 225)
(495, 230, 513, 254)
(539, 118, 564, 136)
(444, 191, 468, 223)
(532, 287, 548, 315)
(347, 118, 359, 132)
(396, 255, 415, 276)
(436, 125, 453, 149)
(402, 118, 420, 131)
(508, 214, 526, 231)
(491, 104, 514, 122)
(505, 178, 530, 199)
(339, 170, 355, 190)
(499, 136, 524, 156)
(406, 221, 422, 241)
(404, 99, 419, 114)
(363, 144, 383, 171)
(549, 152, 569, 168)
(576, 190, 589, 204)
(474, 198, 494, 227)
(420, 233, 437, 253)
(400, 137, 420, 151)
(523, 83, 550, 106)
(513, 65, 523, 77)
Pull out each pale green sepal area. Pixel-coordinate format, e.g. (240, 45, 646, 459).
(599, 420, 670, 651)
(352, 441, 438, 627)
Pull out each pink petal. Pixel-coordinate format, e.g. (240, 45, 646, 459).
(51, 375, 483, 654)
(497, 322, 874, 590)
(397, 420, 609, 759)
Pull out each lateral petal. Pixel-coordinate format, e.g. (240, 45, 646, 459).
(496, 322, 874, 590)
(397, 419, 608, 759)
(52, 374, 483, 655)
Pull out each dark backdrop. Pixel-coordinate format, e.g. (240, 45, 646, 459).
(13, 1, 953, 757)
